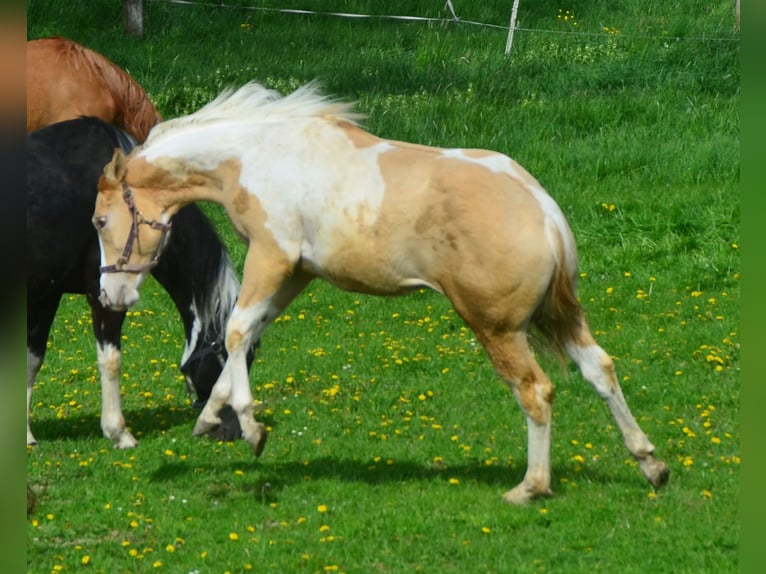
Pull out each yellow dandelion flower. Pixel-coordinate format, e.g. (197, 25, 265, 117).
(317, 504, 328, 513)
(481, 526, 491, 534)
(229, 532, 239, 541)
(81, 555, 91, 565)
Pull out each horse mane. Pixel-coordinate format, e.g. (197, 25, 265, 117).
(146, 81, 364, 146)
(57, 38, 162, 142)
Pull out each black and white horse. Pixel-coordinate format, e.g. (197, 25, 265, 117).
(27, 117, 253, 447)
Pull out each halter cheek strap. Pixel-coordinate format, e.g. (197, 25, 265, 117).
(99, 182, 172, 274)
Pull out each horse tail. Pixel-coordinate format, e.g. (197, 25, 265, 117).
(530, 213, 584, 363)
(62, 39, 162, 142)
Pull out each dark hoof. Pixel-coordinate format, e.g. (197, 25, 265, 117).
(205, 405, 243, 442)
(250, 424, 268, 458)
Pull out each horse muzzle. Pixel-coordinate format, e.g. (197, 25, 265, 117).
(98, 274, 142, 310)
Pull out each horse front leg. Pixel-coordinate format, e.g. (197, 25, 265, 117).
(193, 254, 311, 457)
(90, 302, 137, 449)
(27, 294, 61, 445)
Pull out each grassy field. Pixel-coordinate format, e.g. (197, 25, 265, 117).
(26, 1, 740, 572)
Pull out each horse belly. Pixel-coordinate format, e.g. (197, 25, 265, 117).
(300, 232, 436, 296)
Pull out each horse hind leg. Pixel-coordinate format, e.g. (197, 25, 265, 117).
(476, 328, 557, 504)
(565, 322, 669, 489)
(27, 295, 61, 445)
(27, 349, 43, 445)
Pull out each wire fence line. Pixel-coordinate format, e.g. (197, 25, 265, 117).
(146, 0, 741, 45)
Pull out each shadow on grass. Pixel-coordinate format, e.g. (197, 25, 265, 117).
(28, 403, 206, 444)
(148, 454, 641, 505)
(31, 405, 644, 500)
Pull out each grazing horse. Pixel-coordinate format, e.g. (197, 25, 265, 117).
(27, 37, 162, 142)
(93, 82, 668, 503)
(28, 117, 250, 448)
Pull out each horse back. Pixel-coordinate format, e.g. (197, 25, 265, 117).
(26, 37, 161, 141)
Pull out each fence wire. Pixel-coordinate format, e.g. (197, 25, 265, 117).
(147, 0, 741, 45)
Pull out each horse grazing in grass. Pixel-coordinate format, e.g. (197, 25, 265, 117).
(27, 37, 162, 142)
(28, 117, 251, 448)
(93, 82, 668, 503)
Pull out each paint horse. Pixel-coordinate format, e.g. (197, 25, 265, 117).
(28, 117, 251, 448)
(27, 37, 162, 142)
(93, 82, 669, 503)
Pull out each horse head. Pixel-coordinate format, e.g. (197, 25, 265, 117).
(94, 147, 175, 310)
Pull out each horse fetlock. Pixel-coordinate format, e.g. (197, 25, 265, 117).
(193, 413, 222, 437)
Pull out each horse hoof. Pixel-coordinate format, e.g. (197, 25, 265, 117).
(502, 483, 553, 505)
(113, 432, 138, 449)
(641, 457, 670, 489)
(248, 423, 268, 458)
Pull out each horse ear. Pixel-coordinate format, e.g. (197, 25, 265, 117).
(103, 148, 127, 185)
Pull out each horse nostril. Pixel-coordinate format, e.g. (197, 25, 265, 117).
(93, 216, 107, 230)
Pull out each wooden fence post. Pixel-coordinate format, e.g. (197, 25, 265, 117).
(123, 0, 144, 38)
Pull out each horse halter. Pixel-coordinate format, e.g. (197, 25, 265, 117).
(99, 182, 172, 274)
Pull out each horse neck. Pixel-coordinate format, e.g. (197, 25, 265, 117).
(149, 206, 239, 350)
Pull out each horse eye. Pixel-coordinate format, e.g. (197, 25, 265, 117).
(93, 216, 107, 230)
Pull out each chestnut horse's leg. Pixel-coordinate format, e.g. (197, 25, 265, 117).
(565, 323, 669, 489)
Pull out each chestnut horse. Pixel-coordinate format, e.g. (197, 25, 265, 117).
(27, 37, 161, 142)
(92, 82, 668, 503)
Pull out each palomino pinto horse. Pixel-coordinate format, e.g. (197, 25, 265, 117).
(27, 37, 162, 142)
(28, 117, 250, 448)
(93, 83, 669, 503)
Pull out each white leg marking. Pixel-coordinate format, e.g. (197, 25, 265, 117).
(27, 350, 43, 445)
(97, 342, 138, 449)
(504, 387, 553, 505)
(194, 274, 310, 457)
(567, 342, 669, 488)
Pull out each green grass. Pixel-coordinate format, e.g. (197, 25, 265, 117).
(27, 1, 739, 572)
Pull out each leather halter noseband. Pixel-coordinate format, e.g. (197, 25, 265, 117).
(99, 182, 172, 274)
